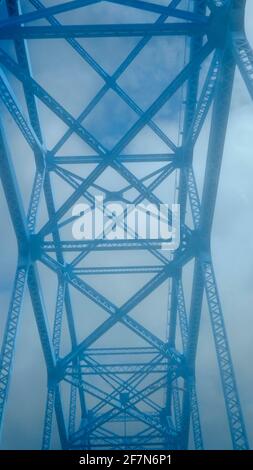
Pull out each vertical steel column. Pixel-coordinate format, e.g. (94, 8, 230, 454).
(167, 0, 206, 449)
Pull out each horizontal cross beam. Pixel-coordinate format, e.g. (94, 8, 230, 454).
(0, 23, 208, 39)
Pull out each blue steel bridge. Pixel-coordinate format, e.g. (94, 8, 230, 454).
(0, 0, 252, 450)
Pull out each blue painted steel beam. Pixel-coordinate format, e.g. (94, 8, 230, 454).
(68, 368, 78, 439)
(28, 265, 68, 448)
(182, 41, 249, 449)
(70, 362, 168, 375)
(0, 0, 206, 29)
(199, 53, 235, 235)
(193, 36, 249, 446)
(6, 0, 45, 145)
(177, 280, 203, 450)
(50, 154, 176, 164)
(0, 119, 29, 251)
(0, 113, 30, 433)
(0, 262, 28, 435)
(41, 239, 177, 252)
(0, 1, 101, 28)
(185, 52, 221, 147)
(232, 34, 253, 100)
(0, 68, 45, 167)
(82, 347, 160, 356)
(0, 23, 208, 39)
(42, 280, 65, 450)
(166, 0, 205, 448)
(2, 2, 71, 448)
(41, 170, 88, 445)
(72, 266, 164, 275)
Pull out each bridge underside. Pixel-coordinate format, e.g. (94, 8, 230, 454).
(0, 0, 252, 450)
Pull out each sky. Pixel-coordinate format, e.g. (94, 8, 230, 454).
(0, 0, 253, 450)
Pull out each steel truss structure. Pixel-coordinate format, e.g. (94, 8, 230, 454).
(0, 0, 252, 450)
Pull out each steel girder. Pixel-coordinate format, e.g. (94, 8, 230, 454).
(0, 0, 251, 451)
